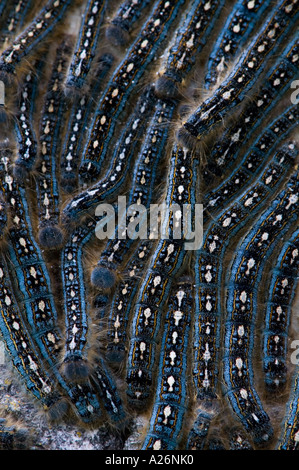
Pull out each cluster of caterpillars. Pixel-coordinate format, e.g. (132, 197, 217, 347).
(0, 0, 298, 450)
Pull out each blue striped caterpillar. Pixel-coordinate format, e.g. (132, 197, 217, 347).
(0, 0, 298, 449)
(263, 228, 299, 390)
(60, 53, 114, 194)
(204, 0, 273, 89)
(0, 189, 8, 243)
(126, 145, 199, 407)
(13, 59, 44, 182)
(177, 0, 299, 147)
(60, 216, 129, 427)
(141, 278, 194, 450)
(203, 34, 299, 184)
(193, 142, 298, 404)
(0, 0, 73, 82)
(65, 0, 107, 91)
(60, 218, 96, 381)
(35, 38, 72, 250)
(223, 168, 299, 444)
(105, 0, 152, 47)
(78, 0, 187, 183)
(0, 253, 66, 414)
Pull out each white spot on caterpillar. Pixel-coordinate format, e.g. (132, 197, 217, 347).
(163, 405, 171, 424)
(143, 308, 151, 325)
(173, 310, 183, 325)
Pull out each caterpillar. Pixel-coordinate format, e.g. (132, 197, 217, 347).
(60, 53, 115, 194)
(35, 38, 72, 250)
(223, 169, 298, 444)
(92, 356, 129, 429)
(103, 235, 158, 367)
(65, 0, 107, 91)
(13, 59, 44, 182)
(141, 278, 194, 450)
(194, 142, 297, 399)
(263, 228, 299, 389)
(61, 218, 97, 382)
